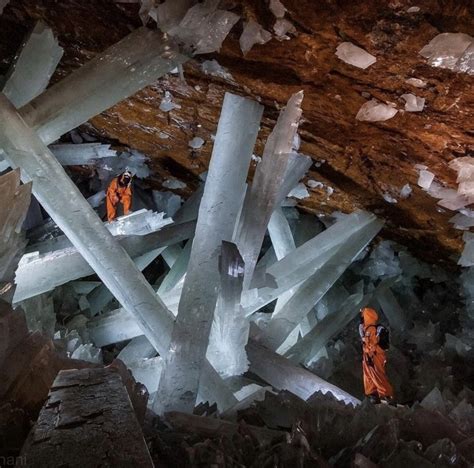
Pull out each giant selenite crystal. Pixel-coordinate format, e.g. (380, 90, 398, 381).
(0, 169, 31, 303)
(155, 93, 263, 414)
(0, 95, 174, 357)
(260, 215, 383, 352)
(207, 241, 247, 378)
(13, 213, 191, 302)
(1, 21, 63, 108)
(242, 211, 379, 316)
(234, 91, 306, 289)
(19, 27, 189, 145)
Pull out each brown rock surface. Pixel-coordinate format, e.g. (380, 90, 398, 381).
(1, 0, 473, 264)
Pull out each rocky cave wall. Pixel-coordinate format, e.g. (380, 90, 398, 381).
(0, 0, 473, 265)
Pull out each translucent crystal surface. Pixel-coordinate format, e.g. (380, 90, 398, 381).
(269, 0, 286, 18)
(168, 0, 239, 55)
(14, 216, 194, 302)
(420, 32, 474, 73)
(336, 42, 377, 69)
(19, 27, 189, 145)
(240, 20, 272, 55)
(155, 93, 263, 414)
(356, 100, 398, 122)
(1, 21, 63, 108)
(50, 143, 116, 165)
(418, 169, 435, 190)
(234, 91, 305, 288)
(261, 217, 382, 351)
(401, 93, 425, 112)
(207, 241, 248, 378)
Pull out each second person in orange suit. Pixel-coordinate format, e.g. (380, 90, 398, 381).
(359, 307, 394, 404)
(106, 171, 133, 222)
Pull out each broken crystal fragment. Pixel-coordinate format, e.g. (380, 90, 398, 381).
(400, 184, 412, 199)
(269, 0, 286, 18)
(201, 59, 234, 81)
(336, 42, 377, 69)
(152, 191, 182, 217)
(407, 6, 421, 13)
(274, 19, 296, 38)
(383, 193, 397, 204)
(155, 93, 263, 414)
(71, 343, 103, 364)
(240, 20, 272, 55)
(417, 169, 435, 190)
(449, 157, 474, 197)
(307, 179, 324, 189)
(188, 137, 204, 149)
(160, 91, 181, 112)
(162, 178, 187, 190)
(288, 183, 310, 199)
(401, 93, 425, 112)
(167, 0, 240, 55)
(356, 100, 398, 122)
(420, 32, 474, 73)
(151, 0, 195, 32)
(405, 77, 427, 88)
(454, 41, 474, 75)
(1, 21, 63, 108)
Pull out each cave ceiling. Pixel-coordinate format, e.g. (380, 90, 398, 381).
(0, 0, 473, 266)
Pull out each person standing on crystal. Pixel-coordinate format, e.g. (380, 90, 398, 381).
(359, 307, 394, 404)
(106, 170, 133, 222)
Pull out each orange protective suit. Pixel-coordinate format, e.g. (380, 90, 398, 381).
(106, 175, 132, 222)
(359, 307, 394, 399)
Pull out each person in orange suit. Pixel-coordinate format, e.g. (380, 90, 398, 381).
(106, 171, 133, 222)
(359, 307, 394, 404)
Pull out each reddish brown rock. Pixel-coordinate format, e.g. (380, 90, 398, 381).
(0, 0, 473, 265)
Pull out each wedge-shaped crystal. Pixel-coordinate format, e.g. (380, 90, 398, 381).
(1, 21, 63, 108)
(336, 42, 376, 69)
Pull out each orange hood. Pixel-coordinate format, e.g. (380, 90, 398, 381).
(362, 307, 379, 326)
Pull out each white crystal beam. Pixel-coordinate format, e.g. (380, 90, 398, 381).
(260, 217, 383, 351)
(19, 27, 189, 145)
(14, 219, 195, 302)
(1, 21, 63, 108)
(247, 340, 360, 406)
(243, 211, 378, 316)
(0, 94, 174, 356)
(155, 93, 263, 414)
(234, 91, 306, 288)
